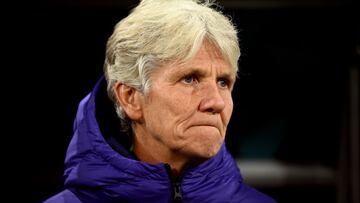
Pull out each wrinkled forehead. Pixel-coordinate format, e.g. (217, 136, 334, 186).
(180, 42, 236, 77)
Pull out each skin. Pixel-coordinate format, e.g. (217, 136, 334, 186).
(115, 42, 236, 175)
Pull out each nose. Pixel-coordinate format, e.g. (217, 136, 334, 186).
(198, 83, 226, 114)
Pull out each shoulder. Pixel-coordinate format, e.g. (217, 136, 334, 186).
(231, 184, 277, 203)
(43, 189, 81, 203)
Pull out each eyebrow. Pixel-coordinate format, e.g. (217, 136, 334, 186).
(218, 72, 236, 81)
(180, 68, 207, 78)
(178, 67, 235, 79)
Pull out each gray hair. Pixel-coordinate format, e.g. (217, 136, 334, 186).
(103, 0, 240, 131)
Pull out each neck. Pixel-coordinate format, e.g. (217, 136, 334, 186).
(132, 126, 187, 177)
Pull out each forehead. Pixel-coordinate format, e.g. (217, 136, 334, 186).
(179, 43, 236, 75)
(171, 43, 235, 76)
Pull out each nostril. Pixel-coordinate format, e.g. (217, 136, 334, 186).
(203, 106, 221, 115)
(205, 107, 215, 114)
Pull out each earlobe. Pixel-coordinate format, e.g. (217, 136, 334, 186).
(114, 82, 143, 121)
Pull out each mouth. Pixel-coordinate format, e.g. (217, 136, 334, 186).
(195, 124, 218, 128)
(188, 125, 222, 138)
(184, 117, 223, 134)
(189, 122, 220, 131)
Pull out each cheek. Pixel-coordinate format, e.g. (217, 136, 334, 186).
(228, 98, 234, 118)
(222, 95, 234, 125)
(143, 91, 193, 137)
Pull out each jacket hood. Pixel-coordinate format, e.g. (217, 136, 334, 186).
(61, 77, 275, 203)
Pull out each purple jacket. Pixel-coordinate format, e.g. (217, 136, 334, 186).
(44, 77, 277, 203)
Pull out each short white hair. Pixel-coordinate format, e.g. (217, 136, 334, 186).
(104, 0, 240, 131)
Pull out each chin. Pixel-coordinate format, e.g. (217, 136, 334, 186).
(185, 139, 223, 161)
(177, 128, 224, 161)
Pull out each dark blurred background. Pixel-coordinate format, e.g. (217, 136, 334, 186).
(4, 0, 359, 202)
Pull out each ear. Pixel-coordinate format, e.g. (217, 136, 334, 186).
(113, 82, 143, 121)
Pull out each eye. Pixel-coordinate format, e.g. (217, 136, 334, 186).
(181, 75, 197, 85)
(217, 78, 229, 88)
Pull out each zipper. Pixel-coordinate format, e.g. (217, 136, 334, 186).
(165, 164, 183, 203)
(173, 181, 182, 203)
